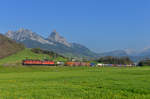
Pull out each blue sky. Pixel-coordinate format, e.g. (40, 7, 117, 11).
(0, 0, 150, 52)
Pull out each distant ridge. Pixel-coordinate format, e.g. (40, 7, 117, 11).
(0, 34, 24, 59)
(99, 50, 128, 57)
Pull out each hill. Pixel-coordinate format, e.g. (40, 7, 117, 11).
(0, 34, 24, 59)
(0, 48, 68, 66)
(5, 29, 98, 58)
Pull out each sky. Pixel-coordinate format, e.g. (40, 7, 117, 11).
(0, 0, 150, 53)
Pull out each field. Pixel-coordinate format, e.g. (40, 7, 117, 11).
(0, 66, 149, 99)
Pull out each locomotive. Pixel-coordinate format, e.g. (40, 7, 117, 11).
(22, 59, 55, 66)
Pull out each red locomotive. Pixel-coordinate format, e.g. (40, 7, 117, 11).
(22, 59, 55, 66)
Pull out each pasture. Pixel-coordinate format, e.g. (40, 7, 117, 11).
(0, 66, 149, 99)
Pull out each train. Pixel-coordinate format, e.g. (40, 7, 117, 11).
(22, 59, 96, 66)
(22, 59, 134, 67)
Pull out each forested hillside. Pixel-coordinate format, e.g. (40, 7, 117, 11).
(0, 34, 24, 59)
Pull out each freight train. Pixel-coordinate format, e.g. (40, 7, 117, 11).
(22, 59, 134, 67)
(22, 59, 96, 66)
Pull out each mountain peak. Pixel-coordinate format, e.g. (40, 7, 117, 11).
(6, 28, 33, 40)
(5, 29, 53, 44)
(50, 30, 60, 39)
(48, 30, 71, 47)
(18, 28, 31, 33)
(53, 29, 57, 33)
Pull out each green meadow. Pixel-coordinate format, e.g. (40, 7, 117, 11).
(0, 66, 149, 99)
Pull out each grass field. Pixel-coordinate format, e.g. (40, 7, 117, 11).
(0, 66, 149, 99)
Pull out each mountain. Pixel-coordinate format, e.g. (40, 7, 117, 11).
(47, 30, 71, 47)
(98, 49, 150, 62)
(124, 49, 139, 56)
(0, 34, 24, 59)
(5, 29, 97, 57)
(130, 48, 150, 62)
(123, 48, 150, 62)
(5, 28, 150, 61)
(6, 29, 53, 45)
(98, 48, 150, 62)
(138, 48, 150, 57)
(99, 50, 128, 57)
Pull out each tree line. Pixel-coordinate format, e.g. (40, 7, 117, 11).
(31, 48, 66, 59)
(138, 58, 150, 66)
(97, 56, 133, 64)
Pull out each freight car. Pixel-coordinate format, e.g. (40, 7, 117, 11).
(56, 62, 65, 66)
(22, 59, 55, 66)
(65, 62, 91, 67)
